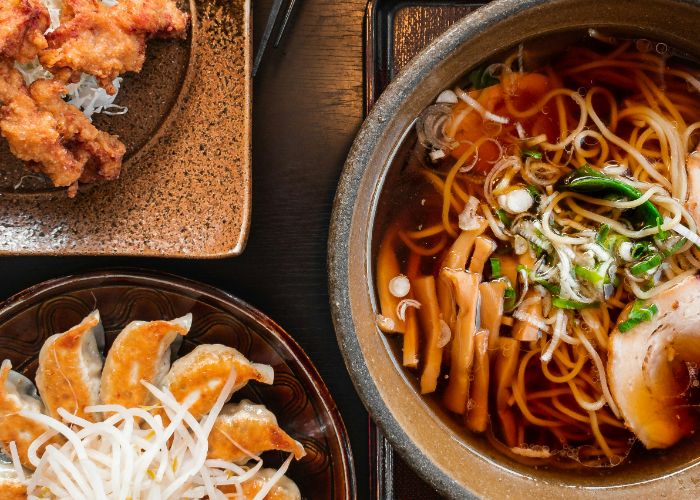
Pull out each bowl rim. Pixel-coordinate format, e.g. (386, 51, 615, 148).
(328, 0, 700, 497)
(0, 268, 357, 499)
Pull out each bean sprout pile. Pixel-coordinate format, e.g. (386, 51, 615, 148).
(10, 368, 293, 499)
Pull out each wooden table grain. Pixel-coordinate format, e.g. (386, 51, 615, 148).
(0, 0, 370, 496)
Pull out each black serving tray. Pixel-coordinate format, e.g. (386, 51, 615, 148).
(364, 1, 488, 498)
(365, 1, 488, 114)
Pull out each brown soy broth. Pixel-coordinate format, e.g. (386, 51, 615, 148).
(374, 32, 700, 473)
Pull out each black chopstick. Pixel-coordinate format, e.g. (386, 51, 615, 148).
(274, 0, 298, 48)
(253, 0, 285, 77)
(253, 0, 301, 77)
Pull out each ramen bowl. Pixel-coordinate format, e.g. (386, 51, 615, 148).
(328, 0, 700, 497)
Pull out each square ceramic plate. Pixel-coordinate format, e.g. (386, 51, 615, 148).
(0, 0, 251, 258)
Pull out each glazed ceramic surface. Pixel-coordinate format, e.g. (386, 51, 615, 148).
(329, 0, 700, 498)
(0, 270, 355, 498)
(0, 0, 251, 258)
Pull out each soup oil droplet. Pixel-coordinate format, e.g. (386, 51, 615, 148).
(656, 42, 669, 55)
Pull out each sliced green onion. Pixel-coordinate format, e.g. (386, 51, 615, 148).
(525, 185, 541, 205)
(618, 319, 638, 332)
(596, 224, 610, 247)
(495, 209, 512, 227)
(630, 254, 662, 276)
(654, 218, 669, 241)
(630, 241, 652, 259)
(516, 264, 528, 272)
(522, 149, 543, 160)
(503, 287, 517, 312)
(531, 242, 544, 258)
(618, 300, 658, 332)
(596, 226, 631, 255)
(535, 279, 560, 295)
(490, 258, 502, 278)
(552, 297, 600, 310)
(629, 303, 658, 322)
(574, 265, 604, 285)
(661, 237, 687, 258)
(611, 273, 621, 287)
(602, 269, 620, 287)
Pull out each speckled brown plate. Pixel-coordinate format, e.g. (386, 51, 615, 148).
(0, 269, 356, 498)
(0, 0, 251, 258)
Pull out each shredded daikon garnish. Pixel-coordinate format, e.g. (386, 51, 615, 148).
(8, 441, 25, 482)
(513, 309, 549, 333)
(396, 299, 421, 321)
(455, 87, 510, 124)
(458, 196, 484, 230)
(541, 308, 566, 363)
(13, 0, 128, 121)
(12, 367, 294, 500)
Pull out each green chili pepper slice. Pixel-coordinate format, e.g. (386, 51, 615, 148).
(558, 165, 662, 230)
(468, 66, 499, 89)
(596, 224, 610, 246)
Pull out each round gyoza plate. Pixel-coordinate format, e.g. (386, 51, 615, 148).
(0, 270, 355, 499)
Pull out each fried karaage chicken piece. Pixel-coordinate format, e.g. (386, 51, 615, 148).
(29, 77, 125, 184)
(0, 0, 50, 63)
(0, 61, 125, 193)
(40, 0, 189, 94)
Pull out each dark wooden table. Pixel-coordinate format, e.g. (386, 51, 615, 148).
(0, 0, 371, 496)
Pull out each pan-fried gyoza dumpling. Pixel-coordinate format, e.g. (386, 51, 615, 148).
(0, 360, 53, 469)
(163, 345, 274, 419)
(207, 400, 305, 464)
(100, 314, 191, 407)
(231, 468, 302, 500)
(36, 310, 104, 422)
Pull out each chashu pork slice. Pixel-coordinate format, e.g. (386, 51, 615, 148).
(686, 146, 700, 227)
(608, 274, 700, 449)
